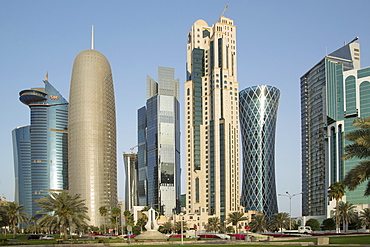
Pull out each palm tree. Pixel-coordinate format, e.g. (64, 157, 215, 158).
(123, 210, 131, 227)
(328, 182, 346, 233)
(111, 207, 121, 235)
(99, 206, 107, 234)
(359, 208, 370, 228)
(36, 192, 90, 240)
(227, 211, 247, 234)
(249, 214, 267, 233)
(2, 202, 28, 238)
(38, 214, 58, 235)
(342, 117, 370, 195)
(336, 201, 357, 232)
(159, 221, 173, 234)
(0, 206, 9, 237)
(271, 212, 290, 233)
(207, 217, 220, 233)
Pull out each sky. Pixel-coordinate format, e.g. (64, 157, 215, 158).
(1, 0, 370, 218)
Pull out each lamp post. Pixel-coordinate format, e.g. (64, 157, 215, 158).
(180, 213, 184, 245)
(278, 191, 302, 230)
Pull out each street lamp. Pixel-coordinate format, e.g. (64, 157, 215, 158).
(180, 213, 184, 245)
(278, 191, 303, 230)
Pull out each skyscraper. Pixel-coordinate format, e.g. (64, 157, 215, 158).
(239, 85, 280, 220)
(69, 44, 117, 226)
(123, 152, 138, 211)
(301, 40, 370, 218)
(185, 15, 240, 224)
(137, 66, 181, 216)
(13, 78, 68, 218)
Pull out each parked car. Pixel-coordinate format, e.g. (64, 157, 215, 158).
(40, 235, 55, 240)
(27, 235, 42, 240)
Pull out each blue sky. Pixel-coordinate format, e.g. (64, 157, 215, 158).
(1, 0, 370, 217)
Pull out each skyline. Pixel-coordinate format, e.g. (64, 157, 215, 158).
(1, 1, 370, 218)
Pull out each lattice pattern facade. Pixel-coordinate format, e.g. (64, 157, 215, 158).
(239, 85, 279, 220)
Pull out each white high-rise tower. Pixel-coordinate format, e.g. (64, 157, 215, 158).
(185, 15, 239, 225)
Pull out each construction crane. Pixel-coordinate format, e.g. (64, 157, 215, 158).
(219, 3, 229, 21)
(130, 145, 138, 153)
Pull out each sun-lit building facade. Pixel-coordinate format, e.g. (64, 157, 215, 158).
(69, 48, 117, 227)
(185, 16, 240, 226)
(13, 79, 68, 218)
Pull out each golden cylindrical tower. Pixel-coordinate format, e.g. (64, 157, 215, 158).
(69, 49, 117, 227)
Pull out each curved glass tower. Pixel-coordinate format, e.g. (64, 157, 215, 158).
(69, 49, 117, 227)
(239, 85, 280, 219)
(13, 79, 68, 218)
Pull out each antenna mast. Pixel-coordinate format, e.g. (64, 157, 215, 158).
(91, 25, 94, 50)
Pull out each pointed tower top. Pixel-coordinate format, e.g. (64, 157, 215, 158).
(43, 72, 49, 82)
(91, 25, 94, 50)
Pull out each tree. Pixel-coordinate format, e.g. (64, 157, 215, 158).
(305, 218, 320, 231)
(174, 221, 188, 234)
(0, 206, 9, 237)
(206, 217, 220, 233)
(336, 201, 357, 232)
(99, 206, 107, 234)
(38, 214, 58, 235)
(342, 117, 370, 195)
(111, 207, 121, 234)
(359, 208, 370, 228)
(227, 211, 247, 233)
(2, 202, 28, 238)
(322, 218, 336, 231)
(249, 214, 267, 233)
(36, 192, 90, 240)
(123, 210, 131, 226)
(270, 212, 289, 233)
(328, 181, 345, 233)
(159, 222, 173, 234)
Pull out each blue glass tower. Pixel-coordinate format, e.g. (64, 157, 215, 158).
(13, 78, 68, 218)
(136, 67, 181, 216)
(301, 40, 370, 218)
(239, 85, 280, 220)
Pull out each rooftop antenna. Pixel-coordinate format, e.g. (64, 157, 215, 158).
(219, 3, 229, 21)
(348, 36, 359, 44)
(91, 25, 94, 50)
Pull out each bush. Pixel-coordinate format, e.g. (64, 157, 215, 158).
(305, 219, 320, 231)
(322, 218, 335, 231)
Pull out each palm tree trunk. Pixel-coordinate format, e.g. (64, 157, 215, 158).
(63, 226, 68, 240)
(13, 223, 16, 239)
(336, 200, 340, 233)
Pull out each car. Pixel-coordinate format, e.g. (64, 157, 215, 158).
(27, 235, 42, 240)
(40, 235, 55, 240)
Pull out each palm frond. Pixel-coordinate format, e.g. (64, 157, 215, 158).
(343, 161, 370, 191)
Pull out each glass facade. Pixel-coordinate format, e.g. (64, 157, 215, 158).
(13, 80, 68, 218)
(301, 41, 370, 217)
(239, 85, 280, 220)
(136, 67, 181, 216)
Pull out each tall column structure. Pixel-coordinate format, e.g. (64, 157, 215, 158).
(239, 85, 280, 220)
(13, 78, 68, 218)
(185, 16, 239, 224)
(69, 45, 117, 226)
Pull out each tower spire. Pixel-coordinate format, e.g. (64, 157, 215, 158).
(91, 25, 94, 50)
